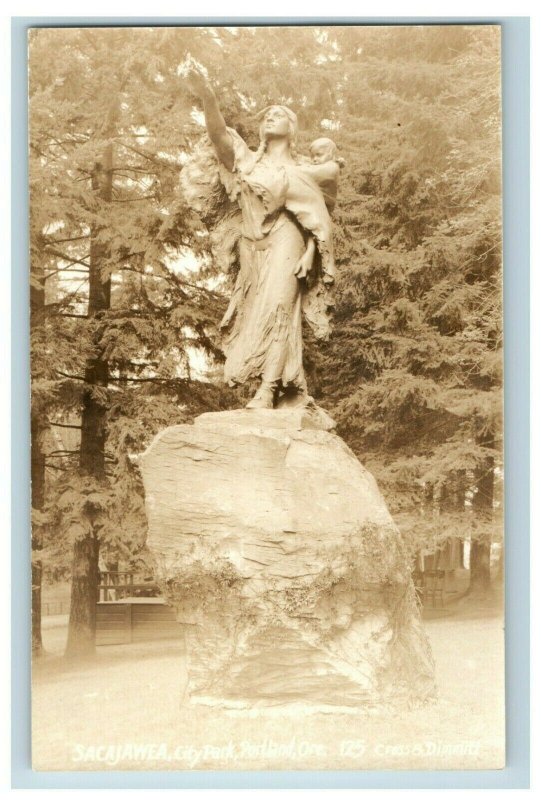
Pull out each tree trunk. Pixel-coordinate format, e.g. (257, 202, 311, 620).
(66, 535, 101, 655)
(439, 474, 466, 575)
(456, 478, 466, 569)
(469, 446, 495, 593)
(31, 412, 45, 655)
(30, 269, 45, 655)
(469, 537, 492, 591)
(65, 144, 113, 658)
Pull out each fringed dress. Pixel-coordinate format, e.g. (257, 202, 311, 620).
(219, 129, 336, 391)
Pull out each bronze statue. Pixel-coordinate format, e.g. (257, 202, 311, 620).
(184, 68, 341, 409)
(142, 69, 435, 715)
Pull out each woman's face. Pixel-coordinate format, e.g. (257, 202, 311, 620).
(261, 106, 290, 139)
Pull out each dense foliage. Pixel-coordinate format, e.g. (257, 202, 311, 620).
(311, 26, 503, 570)
(29, 25, 502, 653)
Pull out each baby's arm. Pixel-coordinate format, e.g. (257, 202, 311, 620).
(301, 161, 340, 212)
(301, 160, 340, 183)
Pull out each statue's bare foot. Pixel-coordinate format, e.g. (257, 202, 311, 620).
(246, 382, 276, 409)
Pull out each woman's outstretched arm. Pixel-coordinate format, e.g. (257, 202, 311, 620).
(187, 68, 235, 171)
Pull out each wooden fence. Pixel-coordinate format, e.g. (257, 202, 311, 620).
(97, 570, 159, 602)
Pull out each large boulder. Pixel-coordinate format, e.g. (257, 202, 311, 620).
(140, 406, 435, 711)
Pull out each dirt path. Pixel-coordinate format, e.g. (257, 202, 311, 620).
(32, 599, 505, 771)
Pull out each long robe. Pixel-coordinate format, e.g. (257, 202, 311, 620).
(219, 129, 336, 390)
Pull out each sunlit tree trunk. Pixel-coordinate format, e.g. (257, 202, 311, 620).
(31, 262, 45, 654)
(469, 438, 495, 593)
(65, 144, 112, 658)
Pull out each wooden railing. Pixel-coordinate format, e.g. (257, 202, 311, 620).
(413, 569, 446, 608)
(42, 600, 70, 617)
(98, 571, 159, 602)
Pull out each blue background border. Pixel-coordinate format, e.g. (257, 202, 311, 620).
(12, 15, 530, 789)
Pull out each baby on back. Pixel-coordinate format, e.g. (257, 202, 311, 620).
(309, 136, 343, 166)
(287, 137, 344, 284)
(304, 137, 344, 212)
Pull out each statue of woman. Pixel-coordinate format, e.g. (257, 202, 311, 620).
(185, 68, 339, 409)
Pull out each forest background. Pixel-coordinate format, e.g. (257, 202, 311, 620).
(28, 24, 503, 656)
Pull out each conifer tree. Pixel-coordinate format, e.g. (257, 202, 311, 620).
(29, 27, 235, 655)
(311, 26, 503, 588)
(30, 26, 503, 654)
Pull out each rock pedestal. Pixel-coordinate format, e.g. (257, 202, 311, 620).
(140, 406, 435, 711)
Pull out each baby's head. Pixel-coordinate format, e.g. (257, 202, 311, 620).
(309, 137, 338, 164)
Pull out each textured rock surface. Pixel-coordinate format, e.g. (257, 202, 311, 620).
(140, 406, 435, 710)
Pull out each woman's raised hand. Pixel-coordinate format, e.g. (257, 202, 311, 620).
(180, 59, 233, 170)
(185, 65, 213, 99)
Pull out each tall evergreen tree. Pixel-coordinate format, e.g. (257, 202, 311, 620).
(29, 28, 236, 655)
(29, 26, 503, 655)
(311, 26, 503, 586)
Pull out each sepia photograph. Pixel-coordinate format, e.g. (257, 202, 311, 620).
(28, 24, 505, 771)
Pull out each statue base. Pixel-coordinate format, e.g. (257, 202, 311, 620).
(140, 406, 435, 711)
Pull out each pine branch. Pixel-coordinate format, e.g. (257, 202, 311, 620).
(106, 375, 189, 385)
(117, 141, 179, 170)
(55, 370, 87, 382)
(44, 247, 91, 269)
(48, 235, 91, 244)
(112, 195, 158, 203)
(43, 267, 89, 281)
